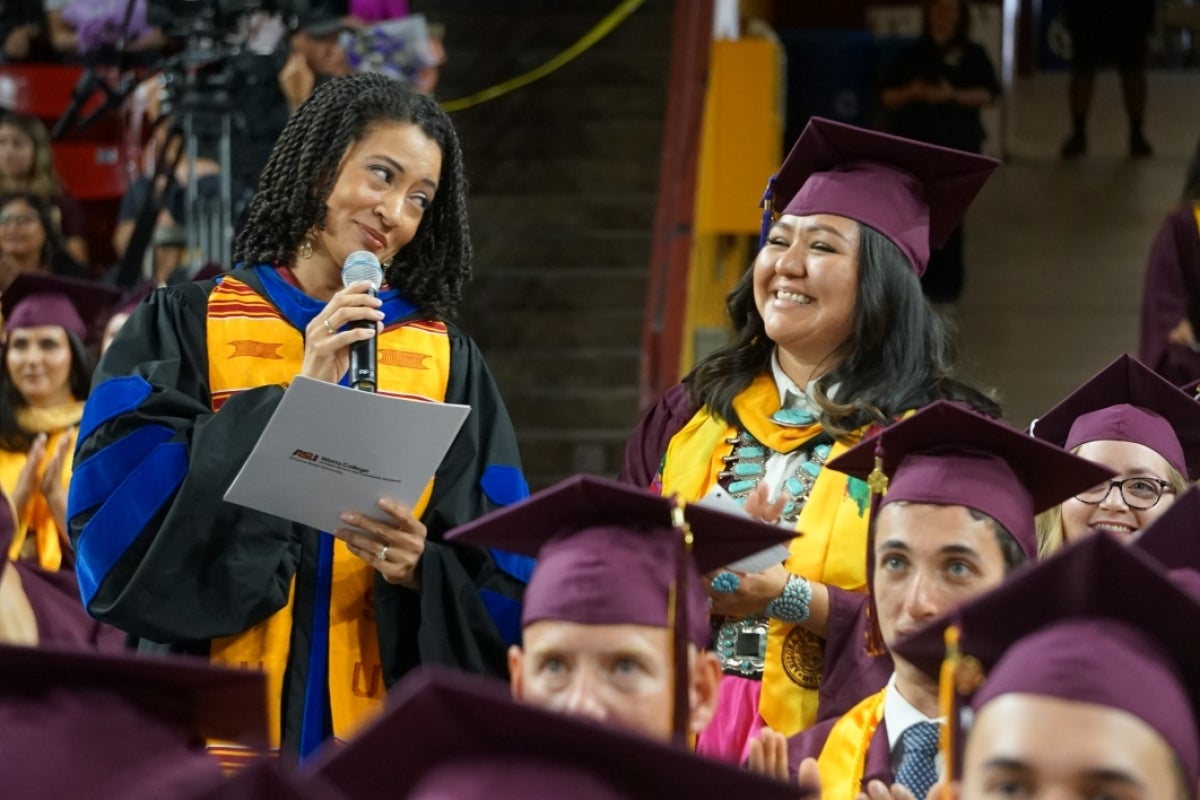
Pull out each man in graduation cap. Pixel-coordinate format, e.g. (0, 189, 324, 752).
(894, 527, 1200, 800)
(308, 665, 819, 800)
(1030, 353, 1200, 553)
(754, 401, 1111, 798)
(447, 473, 795, 746)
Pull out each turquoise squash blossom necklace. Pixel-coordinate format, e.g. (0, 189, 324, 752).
(718, 407, 833, 524)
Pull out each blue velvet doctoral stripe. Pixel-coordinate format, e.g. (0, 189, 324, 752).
(75, 441, 188, 606)
(479, 464, 534, 582)
(490, 548, 535, 584)
(480, 589, 523, 647)
(252, 263, 415, 331)
(299, 532, 334, 761)
(68, 425, 174, 518)
(479, 463, 528, 506)
(78, 376, 152, 445)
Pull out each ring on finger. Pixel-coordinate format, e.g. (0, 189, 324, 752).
(712, 571, 739, 593)
(323, 318, 335, 335)
(377, 544, 389, 562)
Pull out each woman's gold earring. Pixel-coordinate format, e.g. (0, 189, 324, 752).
(299, 237, 313, 260)
(382, 258, 392, 269)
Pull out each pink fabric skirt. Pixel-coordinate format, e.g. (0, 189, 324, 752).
(695, 674, 766, 764)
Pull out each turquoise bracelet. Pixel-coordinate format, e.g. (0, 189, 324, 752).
(764, 574, 813, 625)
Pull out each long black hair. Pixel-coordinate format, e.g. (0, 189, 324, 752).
(0, 191, 77, 275)
(0, 329, 92, 452)
(234, 72, 471, 319)
(685, 223, 999, 439)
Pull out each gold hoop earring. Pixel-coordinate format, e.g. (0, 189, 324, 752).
(299, 237, 313, 260)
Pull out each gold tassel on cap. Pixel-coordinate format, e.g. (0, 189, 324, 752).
(866, 444, 889, 496)
(937, 624, 985, 796)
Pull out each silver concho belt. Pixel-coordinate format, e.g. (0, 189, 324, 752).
(715, 615, 769, 678)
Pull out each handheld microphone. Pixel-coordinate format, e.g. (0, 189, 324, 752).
(341, 251, 384, 393)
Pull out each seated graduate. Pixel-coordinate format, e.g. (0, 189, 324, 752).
(0, 641, 267, 797)
(446, 473, 794, 746)
(893, 530, 1200, 800)
(1029, 354, 1200, 554)
(307, 665, 819, 800)
(751, 401, 1111, 798)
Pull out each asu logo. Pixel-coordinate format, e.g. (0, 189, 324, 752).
(379, 350, 430, 369)
(292, 449, 319, 462)
(228, 340, 284, 359)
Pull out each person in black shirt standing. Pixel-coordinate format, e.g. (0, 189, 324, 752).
(880, 0, 999, 304)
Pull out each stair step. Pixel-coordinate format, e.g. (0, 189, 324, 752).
(468, 269, 644, 310)
(460, 119, 664, 159)
(505, 385, 640, 430)
(465, 307, 644, 349)
(487, 347, 640, 390)
(469, 192, 655, 231)
(470, 227, 652, 267)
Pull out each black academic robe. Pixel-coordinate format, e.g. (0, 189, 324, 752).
(67, 265, 530, 751)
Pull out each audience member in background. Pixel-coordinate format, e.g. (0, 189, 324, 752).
(1059, 0, 1155, 159)
(279, 9, 355, 115)
(1031, 355, 1200, 555)
(0, 113, 88, 264)
(0, 192, 88, 288)
(0, 274, 117, 573)
(110, 130, 221, 262)
(1, 0, 54, 62)
(879, 0, 999, 304)
(43, 0, 164, 63)
(1139, 136, 1200, 386)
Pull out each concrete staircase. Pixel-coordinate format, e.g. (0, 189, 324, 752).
(415, 0, 673, 489)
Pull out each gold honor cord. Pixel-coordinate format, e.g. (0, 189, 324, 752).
(439, 0, 647, 113)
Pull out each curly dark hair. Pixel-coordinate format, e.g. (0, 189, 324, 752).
(234, 73, 471, 319)
(0, 329, 92, 452)
(685, 223, 1000, 439)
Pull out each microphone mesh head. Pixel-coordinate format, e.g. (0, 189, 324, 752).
(341, 251, 384, 291)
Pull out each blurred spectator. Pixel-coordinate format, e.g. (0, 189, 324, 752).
(349, 0, 409, 21)
(0, 192, 88, 290)
(879, 0, 998, 303)
(0, 113, 88, 265)
(1059, 0, 1155, 159)
(44, 0, 164, 64)
(1, 0, 54, 62)
(1138, 136, 1200, 385)
(279, 9, 355, 114)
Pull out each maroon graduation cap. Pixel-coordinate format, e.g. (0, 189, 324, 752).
(1, 272, 120, 344)
(307, 666, 817, 800)
(762, 117, 999, 274)
(0, 643, 269, 798)
(892, 533, 1200, 793)
(826, 400, 1114, 562)
(1030, 354, 1200, 478)
(446, 473, 794, 745)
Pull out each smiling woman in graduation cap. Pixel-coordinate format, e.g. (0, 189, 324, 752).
(0, 273, 116, 572)
(1031, 354, 1200, 554)
(620, 117, 1001, 760)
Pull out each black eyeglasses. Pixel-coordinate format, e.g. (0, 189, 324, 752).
(1074, 477, 1175, 510)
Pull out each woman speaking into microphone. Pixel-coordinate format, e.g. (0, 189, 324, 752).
(67, 73, 531, 758)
